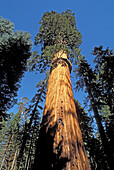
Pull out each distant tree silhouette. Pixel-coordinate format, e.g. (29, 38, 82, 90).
(0, 16, 32, 124)
(74, 46, 114, 169)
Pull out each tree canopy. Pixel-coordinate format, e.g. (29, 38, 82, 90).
(35, 9, 82, 59)
(28, 10, 82, 73)
(0, 16, 32, 123)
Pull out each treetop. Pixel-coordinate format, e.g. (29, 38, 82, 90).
(34, 9, 82, 64)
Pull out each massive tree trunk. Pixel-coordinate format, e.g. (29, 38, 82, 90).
(35, 51, 91, 170)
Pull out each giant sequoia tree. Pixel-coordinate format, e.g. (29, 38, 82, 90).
(33, 10, 91, 170)
(0, 17, 32, 123)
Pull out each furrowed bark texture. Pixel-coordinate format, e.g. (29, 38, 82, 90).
(37, 51, 91, 170)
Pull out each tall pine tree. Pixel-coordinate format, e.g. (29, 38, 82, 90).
(0, 16, 32, 124)
(74, 46, 114, 169)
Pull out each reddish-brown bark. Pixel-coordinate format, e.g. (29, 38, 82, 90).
(37, 51, 91, 170)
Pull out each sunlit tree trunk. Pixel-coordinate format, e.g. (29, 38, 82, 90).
(36, 51, 91, 170)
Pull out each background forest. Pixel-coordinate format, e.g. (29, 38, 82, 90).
(0, 1, 114, 170)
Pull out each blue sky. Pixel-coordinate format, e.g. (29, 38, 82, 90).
(0, 0, 114, 112)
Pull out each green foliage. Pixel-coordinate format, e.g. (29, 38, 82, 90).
(0, 100, 27, 170)
(92, 46, 114, 113)
(30, 10, 82, 72)
(92, 46, 114, 161)
(0, 16, 32, 123)
(74, 99, 93, 153)
(0, 16, 14, 35)
(0, 79, 47, 170)
(1, 11, 113, 169)
(75, 99, 93, 141)
(0, 98, 29, 169)
(74, 99, 109, 169)
(74, 46, 114, 169)
(16, 77, 48, 169)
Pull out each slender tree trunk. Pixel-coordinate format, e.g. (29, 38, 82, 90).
(10, 150, 18, 170)
(17, 85, 45, 163)
(85, 79, 113, 169)
(8, 136, 16, 170)
(35, 51, 91, 170)
(0, 134, 12, 170)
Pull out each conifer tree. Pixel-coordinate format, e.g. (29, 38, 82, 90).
(0, 16, 32, 124)
(74, 99, 109, 169)
(33, 10, 91, 170)
(74, 46, 114, 169)
(0, 97, 28, 170)
(17, 78, 47, 169)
